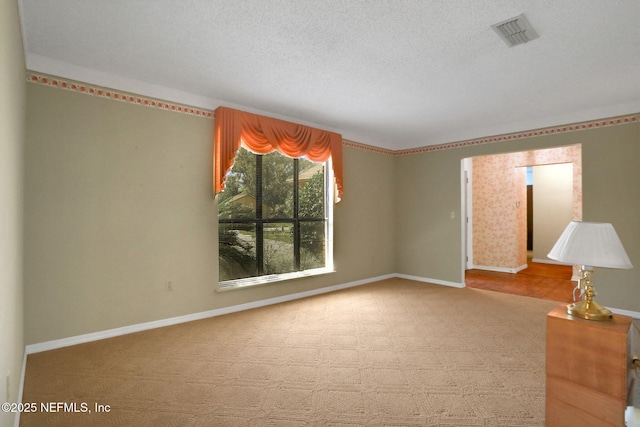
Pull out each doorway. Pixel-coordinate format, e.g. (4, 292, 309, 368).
(462, 145, 581, 299)
(529, 163, 574, 263)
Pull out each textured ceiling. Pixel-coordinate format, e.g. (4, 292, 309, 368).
(18, 0, 640, 150)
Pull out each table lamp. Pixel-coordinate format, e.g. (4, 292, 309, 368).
(547, 221, 633, 320)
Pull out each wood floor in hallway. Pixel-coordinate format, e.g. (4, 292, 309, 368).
(465, 261, 575, 302)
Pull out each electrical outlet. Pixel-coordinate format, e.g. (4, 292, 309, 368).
(165, 281, 173, 292)
(450, 211, 455, 219)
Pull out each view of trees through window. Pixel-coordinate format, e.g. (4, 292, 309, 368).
(218, 148, 327, 282)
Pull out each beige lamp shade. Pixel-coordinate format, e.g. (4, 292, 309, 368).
(547, 221, 633, 269)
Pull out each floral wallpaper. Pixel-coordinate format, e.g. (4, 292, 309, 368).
(472, 145, 582, 271)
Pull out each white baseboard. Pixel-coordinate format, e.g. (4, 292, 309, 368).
(25, 273, 396, 355)
(394, 273, 465, 288)
(610, 307, 640, 319)
(514, 264, 528, 273)
(470, 264, 528, 274)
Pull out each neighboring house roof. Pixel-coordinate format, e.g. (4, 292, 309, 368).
(298, 163, 324, 185)
(225, 193, 255, 204)
(221, 193, 271, 216)
(285, 163, 324, 187)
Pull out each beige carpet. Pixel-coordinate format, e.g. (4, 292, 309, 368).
(21, 278, 560, 426)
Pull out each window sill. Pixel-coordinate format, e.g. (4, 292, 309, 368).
(216, 267, 335, 292)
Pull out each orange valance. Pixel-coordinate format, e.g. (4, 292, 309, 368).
(214, 106, 343, 201)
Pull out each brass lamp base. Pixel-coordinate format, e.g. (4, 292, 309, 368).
(567, 299, 612, 321)
(567, 267, 613, 321)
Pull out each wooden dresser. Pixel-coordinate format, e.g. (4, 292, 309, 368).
(546, 305, 632, 427)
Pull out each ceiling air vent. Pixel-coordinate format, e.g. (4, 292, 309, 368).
(492, 14, 539, 47)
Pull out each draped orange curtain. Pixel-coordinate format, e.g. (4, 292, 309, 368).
(214, 106, 343, 201)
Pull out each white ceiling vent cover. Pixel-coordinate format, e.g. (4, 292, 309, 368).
(492, 14, 539, 47)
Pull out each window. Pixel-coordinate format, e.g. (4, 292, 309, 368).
(218, 147, 333, 288)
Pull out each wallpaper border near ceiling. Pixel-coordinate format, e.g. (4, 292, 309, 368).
(26, 72, 214, 119)
(27, 72, 639, 156)
(393, 114, 639, 156)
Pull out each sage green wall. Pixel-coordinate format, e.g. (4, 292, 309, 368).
(0, 0, 25, 424)
(582, 123, 640, 312)
(394, 148, 462, 281)
(24, 83, 396, 344)
(395, 122, 640, 313)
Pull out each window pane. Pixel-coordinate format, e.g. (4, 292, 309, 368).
(218, 149, 257, 219)
(218, 223, 256, 281)
(300, 222, 325, 270)
(262, 151, 294, 219)
(263, 222, 294, 275)
(299, 162, 325, 219)
(218, 149, 331, 286)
